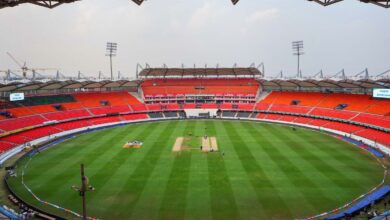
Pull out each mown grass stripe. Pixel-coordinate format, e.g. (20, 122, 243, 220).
(253, 123, 368, 206)
(262, 124, 363, 189)
(85, 122, 159, 202)
(223, 121, 292, 217)
(106, 121, 180, 218)
(10, 120, 384, 220)
(241, 122, 335, 214)
(29, 124, 148, 202)
(157, 121, 194, 219)
(184, 120, 213, 220)
(296, 130, 381, 175)
(26, 128, 119, 179)
(213, 121, 266, 219)
(207, 121, 240, 220)
(127, 121, 188, 219)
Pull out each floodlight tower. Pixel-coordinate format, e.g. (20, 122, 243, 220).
(106, 42, 117, 80)
(292, 41, 304, 77)
(72, 164, 94, 220)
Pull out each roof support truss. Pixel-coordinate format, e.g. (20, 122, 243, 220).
(308, 0, 344, 6)
(1, 0, 389, 9)
(0, 0, 78, 9)
(365, 0, 390, 8)
(309, 0, 390, 8)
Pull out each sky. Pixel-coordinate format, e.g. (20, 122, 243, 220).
(0, 0, 389, 79)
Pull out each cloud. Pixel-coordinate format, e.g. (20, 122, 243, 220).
(188, 0, 226, 30)
(245, 8, 280, 24)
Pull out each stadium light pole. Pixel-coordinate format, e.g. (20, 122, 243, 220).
(106, 42, 117, 80)
(292, 41, 304, 78)
(72, 164, 94, 220)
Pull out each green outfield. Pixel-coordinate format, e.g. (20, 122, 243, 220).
(7, 120, 385, 219)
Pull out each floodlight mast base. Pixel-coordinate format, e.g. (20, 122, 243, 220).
(72, 164, 93, 220)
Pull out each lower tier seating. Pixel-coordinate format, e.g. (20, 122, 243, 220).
(89, 105, 131, 115)
(44, 109, 91, 121)
(0, 115, 47, 131)
(353, 114, 390, 129)
(0, 141, 16, 152)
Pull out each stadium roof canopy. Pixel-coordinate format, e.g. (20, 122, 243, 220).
(0, 0, 388, 9)
(0, 78, 389, 94)
(0, 79, 142, 92)
(138, 67, 262, 78)
(258, 78, 390, 89)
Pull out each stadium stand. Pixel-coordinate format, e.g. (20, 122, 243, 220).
(121, 114, 148, 121)
(222, 111, 236, 117)
(353, 114, 390, 129)
(355, 129, 390, 146)
(6, 106, 36, 117)
(54, 120, 90, 131)
(236, 112, 251, 118)
(13, 94, 76, 107)
(44, 109, 91, 121)
(309, 108, 357, 120)
(88, 116, 122, 125)
(371, 210, 390, 220)
(326, 186, 390, 220)
(142, 78, 259, 95)
(0, 115, 47, 131)
(141, 78, 259, 104)
(163, 112, 178, 118)
(0, 141, 16, 152)
(260, 91, 390, 116)
(73, 91, 142, 108)
(148, 112, 164, 118)
(89, 105, 131, 115)
(131, 104, 148, 112)
(0, 77, 388, 159)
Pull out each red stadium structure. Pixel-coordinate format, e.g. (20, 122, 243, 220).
(0, 67, 389, 219)
(0, 66, 389, 161)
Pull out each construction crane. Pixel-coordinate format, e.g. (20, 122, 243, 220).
(0, 69, 24, 81)
(6, 52, 57, 79)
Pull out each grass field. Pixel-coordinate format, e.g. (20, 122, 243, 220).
(7, 120, 384, 220)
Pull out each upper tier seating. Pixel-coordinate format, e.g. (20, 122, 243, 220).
(141, 79, 259, 96)
(73, 91, 142, 108)
(60, 102, 84, 110)
(2, 95, 78, 117)
(261, 91, 328, 106)
(6, 106, 36, 117)
(28, 105, 57, 114)
(316, 93, 377, 112)
(269, 104, 311, 114)
(13, 94, 76, 107)
(260, 91, 390, 115)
